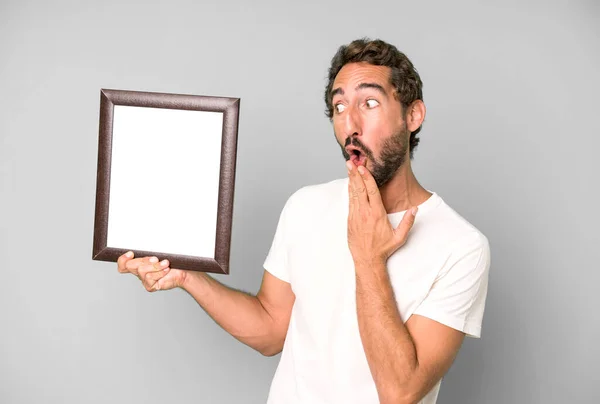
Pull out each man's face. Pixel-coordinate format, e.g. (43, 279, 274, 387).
(331, 62, 410, 187)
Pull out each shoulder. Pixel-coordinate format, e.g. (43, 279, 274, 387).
(284, 177, 348, 212)
(270, 177, 347, 242)
(431, 196, 491, 275)
(414, 193, 490, 259)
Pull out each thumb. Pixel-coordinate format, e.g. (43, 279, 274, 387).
(155, 268, 186, 291)
(393, 206, 418, 247)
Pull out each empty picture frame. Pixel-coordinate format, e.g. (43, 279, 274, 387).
(92, 89, 240, 274)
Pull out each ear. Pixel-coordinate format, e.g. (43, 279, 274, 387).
(405, 100, 426, 133)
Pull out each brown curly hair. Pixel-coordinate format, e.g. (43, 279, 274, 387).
(325, 38, 424, 158)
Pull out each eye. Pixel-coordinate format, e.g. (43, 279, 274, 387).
(334, 103, 346, 114)
(365, 99, 380, 108)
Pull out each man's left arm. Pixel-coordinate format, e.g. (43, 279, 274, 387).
(346, 162, 488, 404)
(355, 261, 465, 404)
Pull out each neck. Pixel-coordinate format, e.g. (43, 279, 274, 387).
(378, 160, 432, 214)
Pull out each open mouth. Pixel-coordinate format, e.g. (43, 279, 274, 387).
(347, 147, 367, 167)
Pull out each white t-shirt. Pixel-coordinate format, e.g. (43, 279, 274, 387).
(263, 178, 490, 404)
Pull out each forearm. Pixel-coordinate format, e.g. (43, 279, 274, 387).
(181, 271, 282, 356)
(355, 261, 418, 403)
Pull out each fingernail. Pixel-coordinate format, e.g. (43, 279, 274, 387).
(163, 267, 170, 272)
(346, 161, 353, 171)
(160, 260, 168, 266)
(150, 257, 158, 263)
(411, 207, 418, 216)
(358, 166, 365, 175)
(126, 251, 133, 258)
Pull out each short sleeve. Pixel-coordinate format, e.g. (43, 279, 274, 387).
(262, 195, 295, 283)
(413, 232, 491, 338)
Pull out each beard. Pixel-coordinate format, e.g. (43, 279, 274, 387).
(339, 125, 409, 188)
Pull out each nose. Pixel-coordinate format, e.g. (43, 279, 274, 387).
(343, 105, 361, 139)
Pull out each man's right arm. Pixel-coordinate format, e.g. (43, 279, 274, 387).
(117, 252, 295, 357)
(181, 268, 295, 356)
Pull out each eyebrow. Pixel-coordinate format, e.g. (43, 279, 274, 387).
(331, 87, 344, 98)
(356, 82, 387, 97)
(331, 82, 388, 99)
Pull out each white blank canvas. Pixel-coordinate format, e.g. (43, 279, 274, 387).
(106, 105, 224, 258)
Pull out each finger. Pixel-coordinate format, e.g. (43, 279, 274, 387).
(125, 256, 159, 275)
(117, 251, 134, 273)
(138, 259, 170, 290)
(394, 206, 418, 246)
(138, 259, 170, 277)
(154, 269, 183, 291)
(357, 165, 383, 208)
(144, 267, 171, 291)
(346, 160, 368, 208)
(348, 178, 356, 216)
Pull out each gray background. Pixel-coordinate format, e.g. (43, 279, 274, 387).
(1, 0, 598, 403)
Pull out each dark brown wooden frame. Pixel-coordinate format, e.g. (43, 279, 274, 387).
(92, 88, 240, 274)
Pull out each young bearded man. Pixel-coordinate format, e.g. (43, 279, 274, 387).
(117, 38, 491, 404)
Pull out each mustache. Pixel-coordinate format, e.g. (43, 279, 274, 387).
(342, 137, 375, 160)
